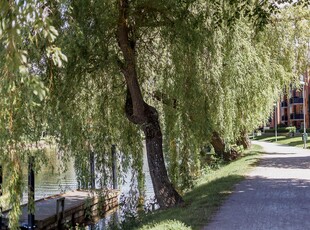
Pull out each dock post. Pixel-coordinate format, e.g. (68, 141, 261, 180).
(28, 156, 35, 230)
(0, 165, 2, 228)
(56, 197, 65, 228)
(111, 145, 117, 189)
(90, 151, 95, 189)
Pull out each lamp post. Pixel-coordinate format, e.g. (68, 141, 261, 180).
(274, 103, 278, 142)
(301, 77, 307, 149)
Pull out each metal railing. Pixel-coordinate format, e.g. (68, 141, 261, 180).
(289, 97, 303, 104)
(281, 115, 288, 121)
(281, 101, 288, 107)
(290, 113, 304, 120)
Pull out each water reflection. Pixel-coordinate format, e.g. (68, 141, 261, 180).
(18, 144, 155, 228)
(22, 147, 78, 203)
(88, 145, 156, 228)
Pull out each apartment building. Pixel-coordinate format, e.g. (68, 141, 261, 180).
(270, 74, 310, 129)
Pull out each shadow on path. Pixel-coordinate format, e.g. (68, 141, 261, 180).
(259, 155, 310, 169)
(204, 141, 310, 230)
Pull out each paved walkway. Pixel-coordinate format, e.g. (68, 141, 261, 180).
(204, 141, 310, 230)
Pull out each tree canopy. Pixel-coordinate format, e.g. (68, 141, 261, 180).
(0, 0, 309, 228)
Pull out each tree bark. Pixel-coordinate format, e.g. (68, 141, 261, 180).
(142, 103, 184, 208)
(117, 0, 183, 208)
(236, 131, 251, 149)
(211, 132, 239, 161)
(211, 132, 225, 157)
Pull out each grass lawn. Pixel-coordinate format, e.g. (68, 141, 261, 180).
(253, 134, 309, 148)
(134, 145, 263, 230)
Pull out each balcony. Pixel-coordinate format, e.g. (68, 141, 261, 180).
(281, 115, 288, 121)
(289, 97, 303, 104)
(290, 113, 304, 120)
(281, 101, 288, 107)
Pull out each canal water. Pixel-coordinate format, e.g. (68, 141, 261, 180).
(22, 147, 154, 200)
(19, 144, 154, 228)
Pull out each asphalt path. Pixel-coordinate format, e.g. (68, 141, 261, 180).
(203, 141, 310, 230)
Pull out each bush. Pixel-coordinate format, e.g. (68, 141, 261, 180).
(300, 128, 310, 133)
(287, 126, 296, 133)
(264, 126, 296, 133)
(264, 129, 275, 133)
(278, 123, 288, 128)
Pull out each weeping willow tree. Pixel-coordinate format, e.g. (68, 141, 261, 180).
(198, 3, 310, 160)
(1, 0, 310, 228)
(206, 20, 296, 159)
(0, 0, 67, 228)
(157, 4, 310, 184)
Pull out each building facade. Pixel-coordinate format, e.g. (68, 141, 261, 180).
(270, 74, 310, 129)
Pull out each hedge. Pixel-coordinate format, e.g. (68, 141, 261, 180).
(264, 126, 296, 133)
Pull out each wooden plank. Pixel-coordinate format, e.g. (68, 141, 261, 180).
(2, 189, 119, 229)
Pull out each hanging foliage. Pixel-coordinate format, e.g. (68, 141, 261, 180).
(0, 0, 309, 227)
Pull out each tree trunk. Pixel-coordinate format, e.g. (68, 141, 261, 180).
(142, 104, 183, 208)
(117, 0, 183, 208)
(237, 131, 251, 149)
(211, 132, 239, 161)
(211, 132, 226, 157)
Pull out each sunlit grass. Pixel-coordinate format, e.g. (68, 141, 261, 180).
(139, 220, 191, 230)
(253, 134, 309, 148)
(135, 145, 262, 230)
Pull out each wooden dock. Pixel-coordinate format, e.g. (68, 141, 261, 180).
(1, 189, 119, 229)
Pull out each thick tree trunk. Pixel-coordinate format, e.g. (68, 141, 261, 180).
(124, 91, 184, 209)
(211, 132, 239, 161)
(236, 131, 251, 149)
(142, 104, 183, 208)
(117, 0, 183, 208)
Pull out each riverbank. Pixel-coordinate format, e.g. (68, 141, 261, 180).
(133, 145, 262, 230)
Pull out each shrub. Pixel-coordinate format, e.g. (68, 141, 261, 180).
(278, 123, 288, 128)
(264, 126, 296, 133)
(300, 128, 310, 133)
(287, 126, 296, 133)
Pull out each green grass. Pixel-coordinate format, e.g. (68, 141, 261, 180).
(139, 220, 191, 230)
(135, 145, 263, 230)
(253, 134, 309, 148)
